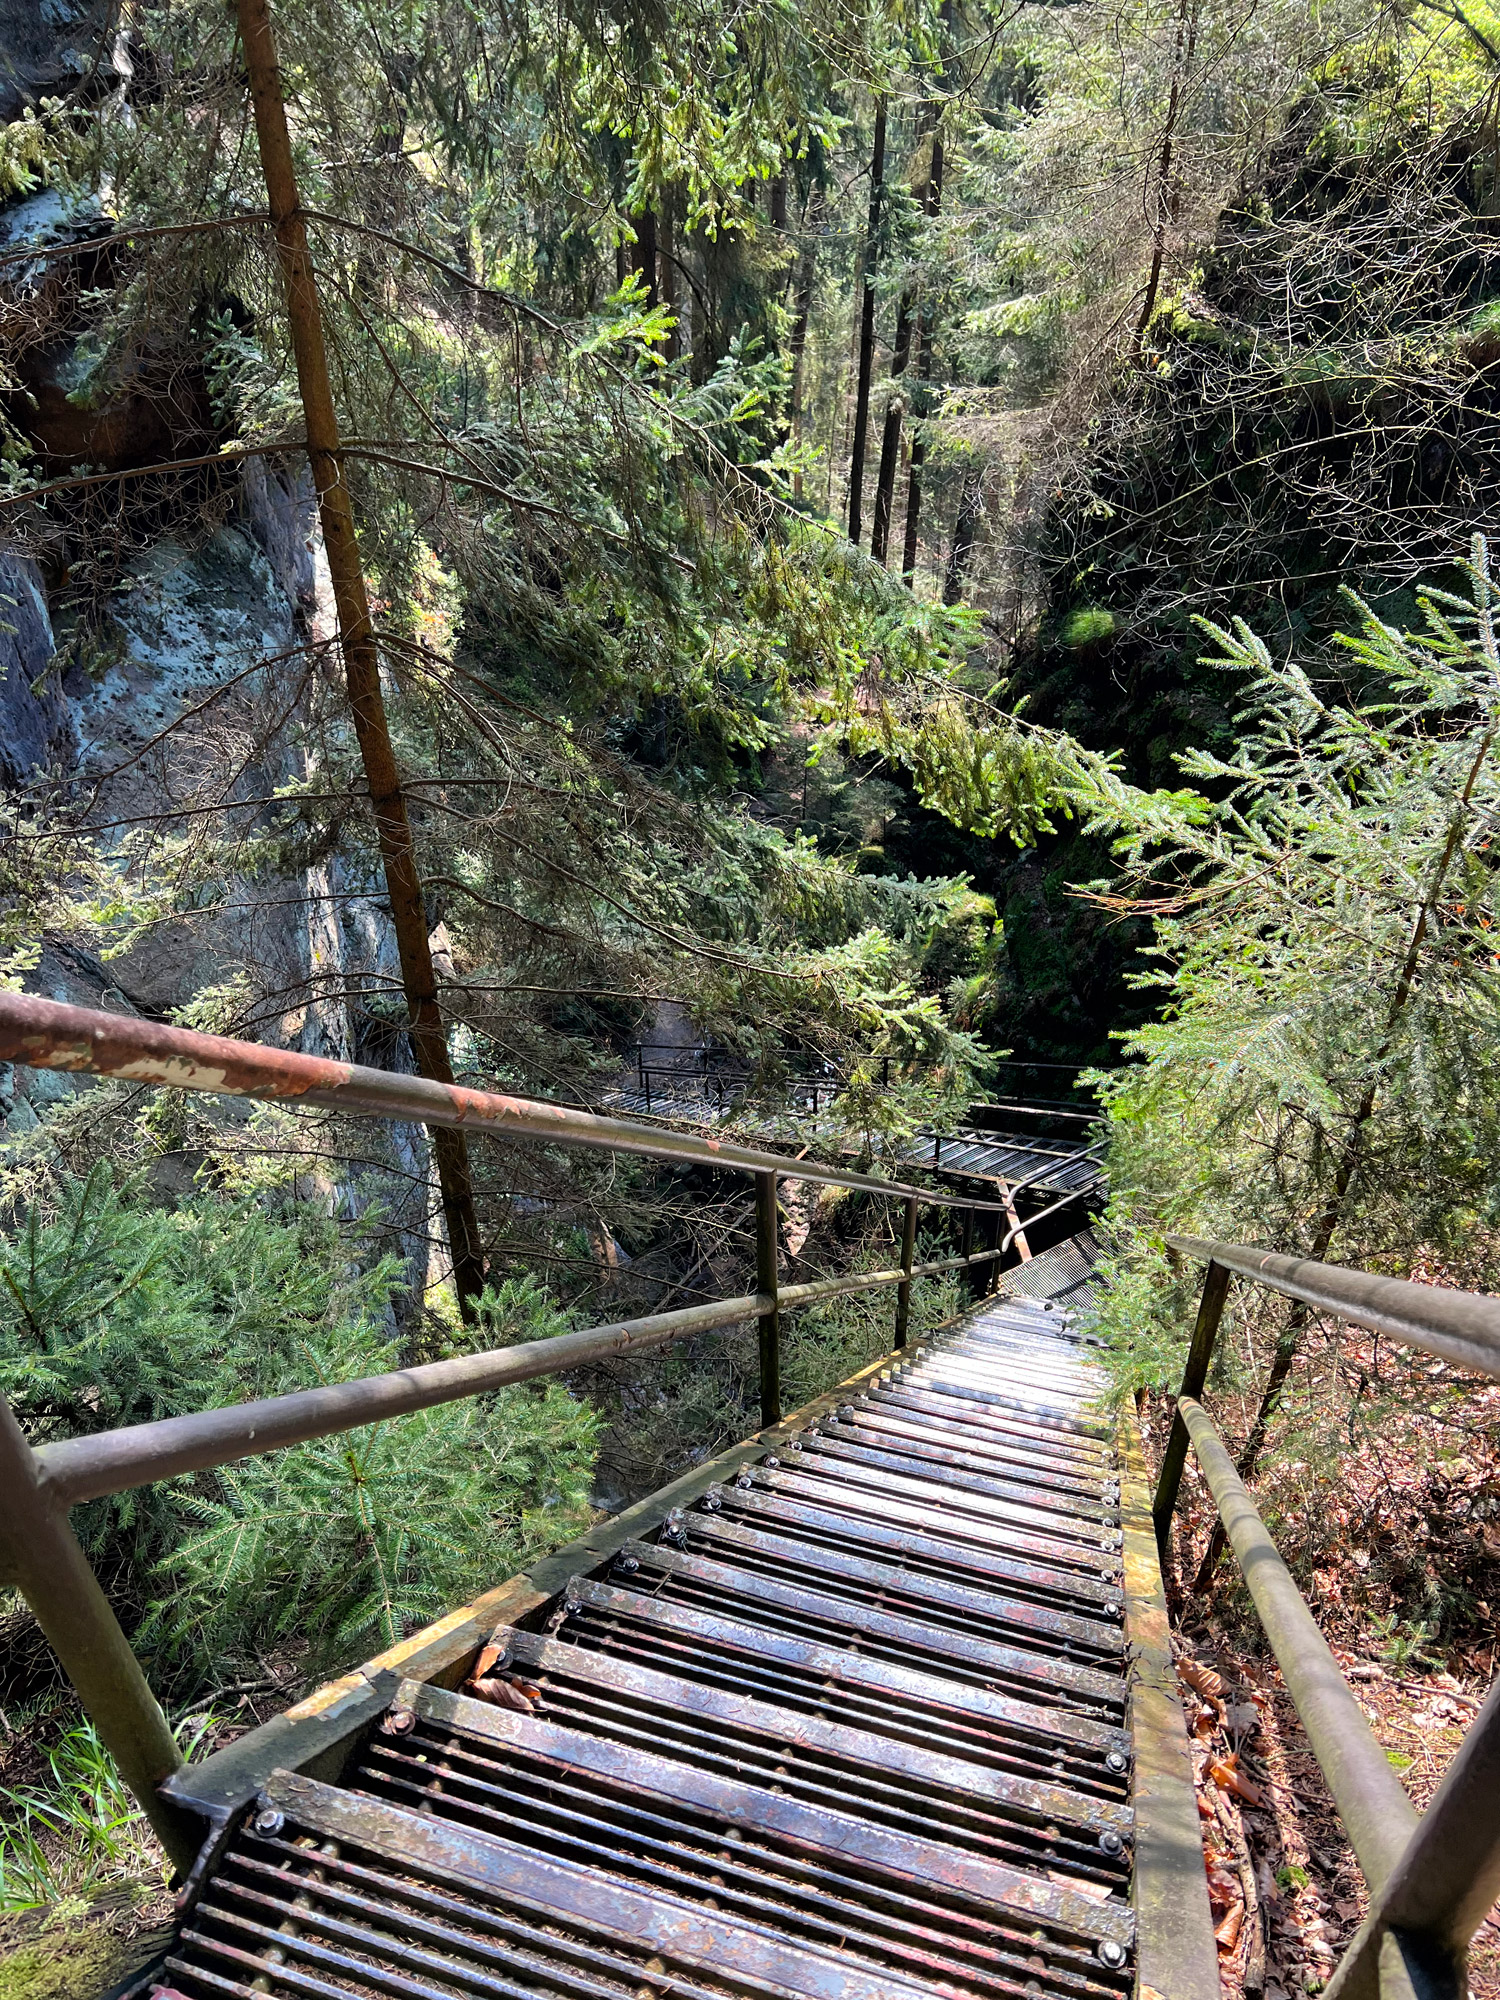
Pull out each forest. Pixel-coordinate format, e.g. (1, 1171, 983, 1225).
(4, 0, 1500, 1991)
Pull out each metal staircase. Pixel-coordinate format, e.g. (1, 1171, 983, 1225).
(6, 998, 1499, 1999)
(157, 1283, 1197, 2000)
(0, 997, 1217, 2000)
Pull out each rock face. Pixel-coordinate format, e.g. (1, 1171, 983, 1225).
(0, 185, 442, 1297)
(0, 554, 74, 785)
(0, 0, 118, 124)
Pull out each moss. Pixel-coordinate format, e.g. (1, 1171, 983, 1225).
(1058, 606, 1115, 649)
(0, 1921, 134, 2000)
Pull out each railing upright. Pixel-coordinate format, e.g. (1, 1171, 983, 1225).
(1152, 1257, 1232, 1559)
(894, 1196, 919, 1347)
(756, 1171, 781, 1427)
(0, 1395, 199, 1871)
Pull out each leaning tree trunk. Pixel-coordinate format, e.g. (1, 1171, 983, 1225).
(236, 0, 487, 1313)
(847, 98, 887, 545)
(942, 465, 983, 604)
(900, 120, 945, 581)
(1134, 0, 1199, 352)
(870, 288, 914, 564)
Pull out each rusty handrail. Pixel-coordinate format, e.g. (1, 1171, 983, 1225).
(0, 992, 1015, 1213)
(1164, 1233, 1500, 1378)
(0, 992, 1058, 1874)
(1158, 1240, 1500, 2000)
(1176, 1398, 1418, 1891)
(32, 1292, 769, 1507)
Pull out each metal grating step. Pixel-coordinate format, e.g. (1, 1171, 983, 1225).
(160, 1294, 1150, 2000)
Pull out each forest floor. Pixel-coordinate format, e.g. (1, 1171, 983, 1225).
(1151, 1306, 1500, 1999)
(1176, 1628, 1498, 1998)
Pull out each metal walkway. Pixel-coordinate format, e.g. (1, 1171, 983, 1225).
(600, 1082, 1107, 1206)
(901, 1127, 1106, 1200)
(154, 1271, 1210, 2000)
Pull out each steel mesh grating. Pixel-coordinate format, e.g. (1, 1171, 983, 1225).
(161, 1293, 1144, 2000)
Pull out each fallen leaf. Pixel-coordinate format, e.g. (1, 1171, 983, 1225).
(1047, 1871, 1114, 1902)
(1210, 1756, 1265, 1806)
(1181, 1659, 1226, 1702)
(1216, 1904, 1245, 1950)
(1206, 1865, 1242, 1911)
(467, 1675, 536, 1712)
(472, 1637, 508, 1680)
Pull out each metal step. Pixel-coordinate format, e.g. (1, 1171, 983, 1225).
(156, 1295, 1163, 2000)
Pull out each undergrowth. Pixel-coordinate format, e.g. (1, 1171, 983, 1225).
(0, 1715, 209, 1914)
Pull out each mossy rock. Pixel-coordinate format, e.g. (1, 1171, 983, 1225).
(0, 1895, 171, 2000)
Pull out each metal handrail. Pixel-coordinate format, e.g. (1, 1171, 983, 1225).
(0, 994, 1013, 1214)
(1157, 1236, 1500, 2000)
(1165, 1233, 1500, 1377)
(0, 993, 1029, 1873)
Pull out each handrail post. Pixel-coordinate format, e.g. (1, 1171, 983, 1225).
(1177, 1395, 1418, 1898)
(894, 1196, 919, 1347)
(978, 1206, 998, 1295)
(1152, 1259, 1232, 1560)
(756, 1171, 781, 1427)
(0, 1391, 199, 1874)
(960, 1203, 975, 1297)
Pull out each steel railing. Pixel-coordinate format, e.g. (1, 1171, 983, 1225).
(625, 1045, 1114, 1122)
(1156, 1235, 1500, 2000)
(0, 992, 1100, 1873)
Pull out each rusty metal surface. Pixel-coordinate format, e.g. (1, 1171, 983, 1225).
(488, 1630, 1126, 1834)
(714, 1481, 1118, 1614)
(797, 1432, 1116, 1528)
(558, 1572, 1131, 1764)
(604, 1537, 1124, 1710)
(674, 1509, 1125, 1656)
(0, 990, 1015, 1213)
(743, 1464, 1121, 1609)
(386, 1679, 1134, 1943)
(161, 1253, 1207, 2000)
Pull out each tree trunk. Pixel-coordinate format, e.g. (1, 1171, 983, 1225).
(847, 98, 887, 545)
(1134, 0, 1199, 352)
(901, 122, 944, 582)
(770, 174, 788, 231)
(943, 465, 983, 604)
(633, 204, 659, 308)
(870, 289, 913, 565)
(235, 0, 487, 1314)
(787, 192, 820, 499)
(872, 99, 939, 567)
(659, 191, 679, 360)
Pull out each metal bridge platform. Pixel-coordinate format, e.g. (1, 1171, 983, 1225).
(151, 1241, 1218, 2000)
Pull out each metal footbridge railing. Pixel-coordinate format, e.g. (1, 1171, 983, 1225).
(15, 994, 1500, 2000)
(1155, 1238, 1500, 2000)
(0, 992, 1195, 2000)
